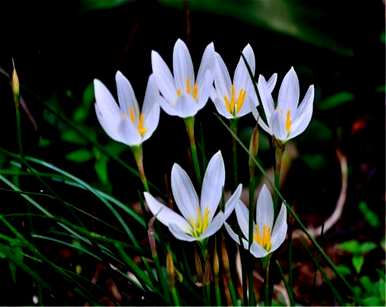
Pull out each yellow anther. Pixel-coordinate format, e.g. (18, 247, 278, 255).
(176, 88, 182, 97)
(223, 85, 246, 115)
(189, 207, 210, 238)
(186, 79, 192, 95)
(184, 79, 199, 100)
(285, 110, 292, 134)
(128, 108, 136, 123)
(137, 113, 147, 137)
(192, 83, 198, 100)
(254, 224, 272, 251)
(236, 89, 246, 113)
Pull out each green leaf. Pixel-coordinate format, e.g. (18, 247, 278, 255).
(360, 242, 377, 254)
(318, 92, 354, 110)
(95, 156, 109, 185)
(65, 149, 94, 163)
(338, 240, 361, 253)
(358, 201, 381, 228)
(38, 137, 51, 148)
(160, 0, 352, 55)
(360, 276, 372, 293)
(302, 153, 327, 170)
(61, 130, 85, 145)
(352, 255, 364, 274)
(336, 265, 351, 276)
(80, 0, 130, 11)
(362, 296, 381, 306)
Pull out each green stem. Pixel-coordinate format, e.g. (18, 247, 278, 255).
(131, 145, 149, 191)
(230, 118, 239, 187)
(264, 255, 272, 306)
(275, 260, 295, 306)
(171, 287, 181, 306)
(184, 117, 201, 184)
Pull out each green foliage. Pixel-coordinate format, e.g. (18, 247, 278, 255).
(65, 149, 94, 163)
(338, 240, 377, 274)
(79, 0, 130, 11)
(358, 201, 381, 228)
(353, 274, 386, 306)
(302, 153, 327, 170)
(318, 92, 354, 110)
(160, 0, 353, 55)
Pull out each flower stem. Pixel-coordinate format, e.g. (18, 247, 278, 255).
(230, 118, 239, 187)
(131, 145, 149, 191)
(264, 254, 272, 306)
(184, 117, 202, 184)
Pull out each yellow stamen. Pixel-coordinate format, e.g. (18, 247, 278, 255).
(184, 79, 199, 100)
(189, 207, 210, 238)
(223, 84, 247, 115)
(236, 89, 246, 113)
(137, 113, 147, 137)
(254, 224, 272, 251)
(176, 88, 182, 97)
(129, 108, 136, 123)
(285, 110, 292, 134)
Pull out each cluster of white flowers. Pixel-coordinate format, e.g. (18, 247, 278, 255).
(93, 38, 315, 257)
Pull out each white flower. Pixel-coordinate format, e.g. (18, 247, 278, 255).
(144, 151, 242, 241)
(225, 184, 287, 258)
(94, 71, 160, 146)
(211, 44, 258, 119)
(255, 67, 314, 142)
(151, 39, 214, 118)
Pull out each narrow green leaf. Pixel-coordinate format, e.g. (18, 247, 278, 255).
(360, 242, 377, 254)
(352, 255, 364, 274)
(66, 149, 94, 163)
(318, 92, 354, 110)
(336, 264, 351, 276)
(338, 240, 361, 253)
(358, 201, 381, 228)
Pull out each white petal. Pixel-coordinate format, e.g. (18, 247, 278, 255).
(255, 184, 274, 231)
(169, 224, 196, 242)
(200, 151, 225, 222)
(197, 70, 213, 110)
(296, 85, 314, 118)
(250, 242, 268, 258)
(115, 71, 139, 116)
(234, 44, 255, 91)
(151, 50, 177, 102)
(199, 212, 224, 240)
(257, 75, 275, 123)
(235, 200, 249, 239)
(289, 92, 313, 140)
(224, 222, 241, 244)
(173, 94, 199, 118)
(142, 75, 161, 142)
(144, 192, 191, 232)
(95, 103, 121, 142)
(173, 39, 194, 90)
(171, 163, 200, 221)
(196, 42, 215, 88)
(270, 110, 287, 141)
(258, 116, 272, 135)
(213, 97, 232, 119)
(270, 203, 288, 252)
(235, 96, 252, 118)
(94, 79, 120, 117)
(213, 52, 232, 98)
(267, 73, 278, 93)
(278, 67, 299, 113)
(118, 118, 141, 146)
(224, 184, 242, 220)
(159, 96, 178, 116)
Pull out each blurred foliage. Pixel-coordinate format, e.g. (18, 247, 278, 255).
(317, 92, 354, 111)
(160, 0, 353, 55)
(358, 201, 381, 228)
(338, 240, 377, 274)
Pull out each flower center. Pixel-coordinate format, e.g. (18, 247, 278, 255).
(224, 84, 246, 115)
(189, 207, 210, 238)
(128, 108, 147, 137)
(254, 224, 272, 251)
(176, 79, 198, 100)
(285, 110, 292, 134)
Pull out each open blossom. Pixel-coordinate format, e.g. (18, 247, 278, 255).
(151, 39, 214, 118)
(144, 151, 242, 241)
(211, 44, 258, 119)
(94, 72, 160, 146)
(255, 67, 315, 142)
(225, 184, 287, 258)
